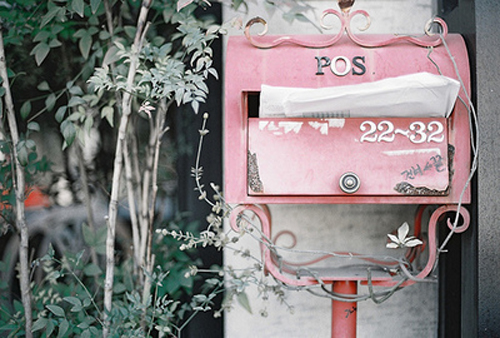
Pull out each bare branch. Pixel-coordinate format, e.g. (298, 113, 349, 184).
(103, 0, 152, 335)
(0, 29, 33, 338)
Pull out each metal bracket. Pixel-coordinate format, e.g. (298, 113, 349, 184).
(228, 203, 470, 287)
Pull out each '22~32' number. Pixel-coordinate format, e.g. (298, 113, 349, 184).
(360, 120, 445, 144)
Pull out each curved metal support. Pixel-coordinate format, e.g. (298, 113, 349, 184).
(413, 204, 470, 279)
(230, 204, 469, 288)
(244, 0, 448, 49)
(229, 204, 319, 286)
(370, 204, 470, 287)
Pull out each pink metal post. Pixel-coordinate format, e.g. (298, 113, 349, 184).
(332, 281, 358, 338)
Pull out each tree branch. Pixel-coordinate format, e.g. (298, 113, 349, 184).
(103, 0, 152, 335)
(0, 28, 33, 338)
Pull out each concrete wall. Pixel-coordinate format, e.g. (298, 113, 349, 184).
(223, 1, 440, 337)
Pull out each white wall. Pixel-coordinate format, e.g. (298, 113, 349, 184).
(223, 1, 439, 337)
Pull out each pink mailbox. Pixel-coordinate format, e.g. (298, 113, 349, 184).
(225, 31, 470, 205)
(224, 4, 472, 334)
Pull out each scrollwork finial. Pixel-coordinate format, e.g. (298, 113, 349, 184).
(338, 0, 355, 14)
(244, 0, 448, 49)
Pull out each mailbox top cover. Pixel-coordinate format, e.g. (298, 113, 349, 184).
(224, 34, 471, 205)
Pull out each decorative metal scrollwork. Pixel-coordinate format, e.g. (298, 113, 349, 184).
(244, 0, 448, 49)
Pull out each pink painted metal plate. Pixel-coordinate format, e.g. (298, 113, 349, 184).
(248, 117, 450, 196)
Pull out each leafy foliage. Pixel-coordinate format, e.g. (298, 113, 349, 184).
(0, 0, 319, 336)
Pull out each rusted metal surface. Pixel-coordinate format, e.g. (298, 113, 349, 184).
(247, 151, 264, 193)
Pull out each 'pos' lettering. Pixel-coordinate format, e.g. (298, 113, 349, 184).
(315, 56, 366, 76)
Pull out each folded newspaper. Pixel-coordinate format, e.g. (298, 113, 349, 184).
(259, 72, 460, 118)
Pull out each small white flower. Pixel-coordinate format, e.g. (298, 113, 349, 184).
(386, 222, 423, 249)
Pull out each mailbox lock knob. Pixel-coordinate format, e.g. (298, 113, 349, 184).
(339, 172, 360, 194)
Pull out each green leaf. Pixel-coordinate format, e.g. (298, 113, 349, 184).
(55, 105, 67, 123)
(64, 296, 83, 312)
(52, 24, 64, 35)
(48, 243, 55, 258)
(25, 139, 36, 150)
(71, 0, 85, 17)
(13, 300, 23, 313)
(64, 296, 82, 307)
(82, 223, 95, 246)
(123, 26, 136, 39)
(90, 0, 101, 14)
(73, 29, 86, 39)
(41, 6, 63, 27)
(31, 42, 51, 66)
(84, 115, 93, 134)
(191, 99, 199, 114)
(17, 141, 28, 166)
(78, 322, 89, 330)
(57, 319, 70, 338)
(37, 81, 51, 91)
(20, 100, 31, 120)
(68, 96, 86, 107)
(294, 13, 310, 23)
(83, 298, 91, 307)
(79, 33, 92, 59)
(102, 45, 120, 66)
(208, 67, 218, 80)
(33, 30, 51, 42)
(99, 30, 110, 40)
(68, 111, 83, 122)
(45, 93, 56, 111)
(32, 317, 48, 332)
(69, 85, 84, 96)
(87, 26, 99, 36)
(236, 292, 252, 314)
(100, 106, 114, 127)
(113, 282, 126, 294)
(83, 263, 102, 276)
(46, 319, 55, 337)
(46, 304, 65, 317)
(60, 120, 76, 148)
(27, 122, 40, 132)
(81, 328, 91, 338)
(232, 0, 245, 10)
(49, 38, 62, 48)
